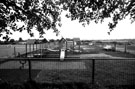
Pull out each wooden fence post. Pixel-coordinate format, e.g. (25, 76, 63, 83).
(29, 44, 31, 57)
(40, 44, 42, 58)
(66, 41, 67, 50)
(36, 43, 37, 51)
(26, 44, 27, 57)
(14, 47, 16, 57)
(66, 41, 67, 57)
(114, 43, 117, 51)
(124, 43, 127, 53)
(33, 44, 34, 52)
(79, 41, 81, 53)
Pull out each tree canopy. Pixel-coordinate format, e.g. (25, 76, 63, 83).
(59, 0, 135, 33)
(0, 0, 135, 39)
(0, 0, 61, 38)
(42, 38, 48, 43)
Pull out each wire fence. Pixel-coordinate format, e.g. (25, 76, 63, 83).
(0, 43, 50, 58)
(116, 44, 135, 55)
(0, 58, 135, 87)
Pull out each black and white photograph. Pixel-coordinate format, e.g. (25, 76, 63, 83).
(0, 0, 135, 89)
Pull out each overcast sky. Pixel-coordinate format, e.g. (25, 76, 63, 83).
(7, 11, 135, 40)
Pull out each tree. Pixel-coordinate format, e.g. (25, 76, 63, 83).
(3, 35, 10, 44)
(42, 38, 48, 43)
(0, 40, 4, 44)
(58, 0, 135, 34)
(49, 39, 55, 42)
(0, 0, 135, 39)
(18, 37, 23, 42)
(0, 0, 61, 39)
(9, 39, 15, 44)
(35, 39, 39, 44)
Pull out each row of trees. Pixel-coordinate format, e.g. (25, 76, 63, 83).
(0, 37, 59, 44)
(0, 37, 23, 44)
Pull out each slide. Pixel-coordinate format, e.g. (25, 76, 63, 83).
(60, 49, 65, 61)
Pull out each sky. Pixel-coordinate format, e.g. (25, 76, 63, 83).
(4, 11, 135, 40)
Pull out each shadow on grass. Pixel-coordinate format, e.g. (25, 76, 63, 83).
(0, 80, 135, 89)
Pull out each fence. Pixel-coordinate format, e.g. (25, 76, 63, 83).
(116, 44, 135, 55)
(0, 58, 135, 87)
(0, 43, 50, 58)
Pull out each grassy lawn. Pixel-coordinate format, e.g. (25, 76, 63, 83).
(86, 60, 135, 86)
(0, 69, 40, 83)
(35, 69, 91, 84)
(0, 60, 135, 86)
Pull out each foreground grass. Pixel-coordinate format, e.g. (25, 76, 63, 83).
(0, 59, 135, 89)
(1, 80, 135, 89)
(0, 80, 105, 89)
(34, 69, 91, 84)
(85, 60, 135, 86)
(0, 69, 40, 83)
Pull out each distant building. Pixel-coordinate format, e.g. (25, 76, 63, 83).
(59, 37, 67, 49)
(73, 38, 80, 45)
(66, 41, 74, 48)
(59, 37, 66, 43)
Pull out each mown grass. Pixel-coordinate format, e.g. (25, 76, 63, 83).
(0, 69, 40, 83)
(88, 60, 135, 86)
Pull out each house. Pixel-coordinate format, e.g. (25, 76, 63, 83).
(59, 37, 66, 43)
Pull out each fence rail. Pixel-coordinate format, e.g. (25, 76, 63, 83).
(1, 57, 135, 61)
